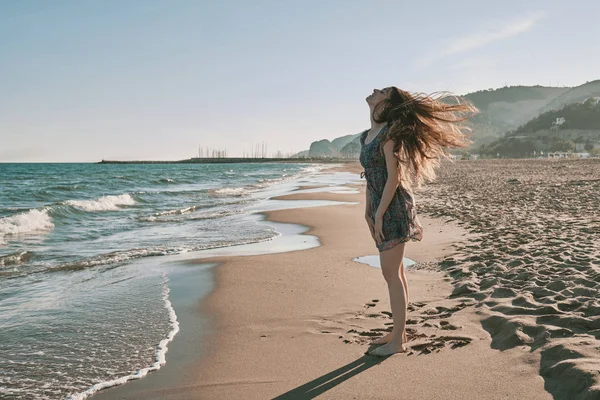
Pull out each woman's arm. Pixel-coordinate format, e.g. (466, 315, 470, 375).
(365, 185, 377, 240)
(375, 139, 400, 219)
(373, 139, 400, 243)
(365, 186, 372, 218)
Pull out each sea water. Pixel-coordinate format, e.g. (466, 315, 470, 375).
(0, 162, 360, 399)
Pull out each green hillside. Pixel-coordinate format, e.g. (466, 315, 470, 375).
(477, 98, 600, 157)
(513, 97, 600, 133)
(464, 85, 569, 146)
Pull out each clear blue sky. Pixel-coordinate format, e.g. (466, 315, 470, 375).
(1, 0, 598, 162)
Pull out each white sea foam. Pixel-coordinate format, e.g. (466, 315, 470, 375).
(155, 206, 198, 216)
(0, 210, 54, 243)
(0, 251, 34, 267)
(138, 206, 199, 222)
(52, 247, 186, 272)
(66, 194, 136, 211)
(68, 273, 179, 400)
(210, 187, 248, 196)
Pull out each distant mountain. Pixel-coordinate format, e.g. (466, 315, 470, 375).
(291, 149, 310, 158)
(538, 80, 600, 113)
(308, 139, 340, 157)
(298, 80, 599, 158)
(307, 133, 362, 157)
(331, 134, 360, 150)
(513, 97, 600, 133)
(464, 85, 570, 146)
(340, 138, 361, 158)
(478, 97, 600, 157)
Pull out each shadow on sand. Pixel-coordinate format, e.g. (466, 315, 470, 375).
(272, 351, 389, 400)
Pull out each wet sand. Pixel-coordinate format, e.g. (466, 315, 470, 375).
(93, 160, 573, 399)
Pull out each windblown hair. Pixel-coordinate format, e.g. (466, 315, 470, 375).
(373, 87, 478, 190)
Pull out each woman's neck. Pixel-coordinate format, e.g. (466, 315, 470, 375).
(369, 108, 387, 131)
(369, 119, 387, 131)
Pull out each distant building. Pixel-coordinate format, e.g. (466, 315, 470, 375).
(554, 117, 566, 126)
(548, 151, 591, 159)
(548, 151, 572, 159)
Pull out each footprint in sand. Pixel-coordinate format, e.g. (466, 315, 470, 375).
(311, 299, 474, 356)
(407, 336, 473, 355)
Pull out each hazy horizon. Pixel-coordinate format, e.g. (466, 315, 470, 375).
(2, 1, 599, 162)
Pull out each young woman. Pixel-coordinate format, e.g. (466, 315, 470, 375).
(360, 86, 477, 356)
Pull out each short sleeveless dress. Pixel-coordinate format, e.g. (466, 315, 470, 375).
(359, 126, 424, 252)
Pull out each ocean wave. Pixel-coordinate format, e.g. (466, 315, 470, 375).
(188, 209, 245, 220)
(65, 194, 136, 212)
(154, 178, 174, 184)
(300, 164, 329, 174)
(209, 167, 324, 198)
(0, 209, 54, 243)
(68, 273, 179, 400)
(47, 233, 277, 274)
(51, 184, 84, 191)
(208, 178, 289, 196)
(50, 247, 186, 272)
(249, 177, 285, 189)
(138, 206, 200, 223)
(154, 206, 199, 216)
(208, 187, 248, 197)
(140, 208, 245, 223)
(0, 251, 34, 267)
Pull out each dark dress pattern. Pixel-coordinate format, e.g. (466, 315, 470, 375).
(359, 126, 424, 252)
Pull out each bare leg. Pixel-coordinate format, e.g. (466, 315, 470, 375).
(369, 243, 408, 356)
(400, 261, 409, 343)
(371, 260, 409, 345)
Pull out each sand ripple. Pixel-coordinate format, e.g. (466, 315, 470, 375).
(416, 158, 600, 399)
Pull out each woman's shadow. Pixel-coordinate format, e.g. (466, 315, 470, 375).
(273, 349, 389, 400)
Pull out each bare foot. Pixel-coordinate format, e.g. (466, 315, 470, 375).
(368, 340, 407, 356)
(370, 329, 407, 345)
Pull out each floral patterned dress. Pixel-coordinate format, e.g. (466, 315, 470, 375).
(359, 126, 424, 252)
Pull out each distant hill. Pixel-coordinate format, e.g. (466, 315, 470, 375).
(331, 134, 360, 150)
(340, 137, 361, 158)
(308, 139, 340, 157)
(538, 80, 600, 113)
(478, 97, 600, 157)
(297, 80, 599, 158)
(464, 85, 569, 146)
(291, 150, 310, 158)
(513, 97, 600, 133)
(307, 133, 362, 157)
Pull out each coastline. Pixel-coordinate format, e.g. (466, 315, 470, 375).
(97, 158, 357, 164)
(94, 162, 551, 399)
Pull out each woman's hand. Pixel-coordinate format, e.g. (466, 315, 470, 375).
(374, 215, 385, 245)
(365, 215, 376, 241)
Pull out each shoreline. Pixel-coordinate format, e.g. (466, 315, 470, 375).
(97, 158, 357, 164)
(94, 163, 551, 399)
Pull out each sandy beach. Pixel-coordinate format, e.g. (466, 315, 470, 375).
(90, 159, 600, 399)
(5, 3, 600, 399)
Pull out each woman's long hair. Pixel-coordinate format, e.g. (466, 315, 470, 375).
(373, 87, 478, 190)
